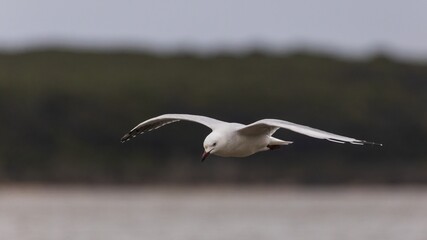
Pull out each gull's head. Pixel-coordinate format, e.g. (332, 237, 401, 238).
(201, 132, 223, 162)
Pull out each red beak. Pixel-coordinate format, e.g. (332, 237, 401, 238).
(201, 150, 211, 162)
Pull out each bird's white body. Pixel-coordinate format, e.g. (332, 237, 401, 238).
(208, 125, 265, 157)
(121, 114, 381, 160)
(202, 123, 288, 157)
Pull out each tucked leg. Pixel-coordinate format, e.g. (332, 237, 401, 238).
(267, 144, 281, 150)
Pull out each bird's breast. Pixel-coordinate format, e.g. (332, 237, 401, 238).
(215, 133, 269, 158)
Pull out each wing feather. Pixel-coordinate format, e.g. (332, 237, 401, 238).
(238, 119, 382, 146)
(121, 114, 225, 143)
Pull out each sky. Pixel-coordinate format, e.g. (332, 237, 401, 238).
(1, 0, 427, 59)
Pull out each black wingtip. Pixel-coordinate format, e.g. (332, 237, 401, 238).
(120, 133, 131, 143)
(120, 127, 143, 143)
(360, 140, 383, 146)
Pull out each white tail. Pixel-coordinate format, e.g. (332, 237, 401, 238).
(269, 137, 293, 145)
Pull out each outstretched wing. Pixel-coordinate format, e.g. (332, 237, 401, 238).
(238, 119, 381, 146)
(121, 114, 225, 143)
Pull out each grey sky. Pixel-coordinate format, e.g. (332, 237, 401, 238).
(1, 0, 426, 58)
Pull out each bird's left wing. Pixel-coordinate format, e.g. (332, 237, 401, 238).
(238, 119, 381, 145)
(121, 114, 225, 143)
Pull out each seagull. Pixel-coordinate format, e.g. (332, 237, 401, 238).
(121, 114, 381, 161)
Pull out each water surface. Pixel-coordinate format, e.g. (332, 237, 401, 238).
(1, 186, 426, 240)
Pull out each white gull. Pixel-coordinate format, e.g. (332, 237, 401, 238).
(121, 114, 381, 161)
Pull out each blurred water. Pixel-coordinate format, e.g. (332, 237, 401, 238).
(0, 187, 427, 240)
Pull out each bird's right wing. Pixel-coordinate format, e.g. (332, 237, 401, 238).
(121, 114, 225, 143)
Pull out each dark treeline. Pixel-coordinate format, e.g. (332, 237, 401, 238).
(0, 49, 426, 185)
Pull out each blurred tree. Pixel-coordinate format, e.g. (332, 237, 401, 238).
(0, 49, 426, 184)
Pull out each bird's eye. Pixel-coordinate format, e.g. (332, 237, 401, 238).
(213, 142, 217, 146)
